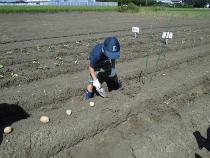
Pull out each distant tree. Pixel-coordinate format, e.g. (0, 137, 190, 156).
(183, 0, 209, 7)
(195, 0, 207, 7)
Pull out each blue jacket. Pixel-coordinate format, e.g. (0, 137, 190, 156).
(89, 43, 109, 69)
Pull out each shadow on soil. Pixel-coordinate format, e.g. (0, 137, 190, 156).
(195, 153, 202, 158)
(0, 103, 30, 145)
(193, 126, 210, 158)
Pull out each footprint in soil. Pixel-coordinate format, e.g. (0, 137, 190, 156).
(193, 126, 210, 158)
(0, 103, 30, 145)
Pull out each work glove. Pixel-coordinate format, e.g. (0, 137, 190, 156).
(93, 79, 101, 90)
(109, 68, 117, 77)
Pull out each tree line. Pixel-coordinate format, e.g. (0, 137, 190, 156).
(96, 0, 210, 7)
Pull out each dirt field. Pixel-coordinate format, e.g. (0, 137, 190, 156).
(0, 12, 210, 158)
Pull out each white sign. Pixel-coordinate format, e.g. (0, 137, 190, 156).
(162, 32, 173, 39)
(132, 27, 140, 33)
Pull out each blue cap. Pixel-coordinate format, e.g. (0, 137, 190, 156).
(103, 37, 120, 60)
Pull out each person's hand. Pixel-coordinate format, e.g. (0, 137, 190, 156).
(93, 79, 101, 90)
(109, 68, 117, 77)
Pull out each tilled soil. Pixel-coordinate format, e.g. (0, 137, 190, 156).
(0, 12, 210, 158)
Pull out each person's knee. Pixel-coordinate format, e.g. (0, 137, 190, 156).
(87, 84, 93, 92)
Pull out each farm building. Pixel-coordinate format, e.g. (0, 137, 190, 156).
(156, 0, 173, 4)
(64, 0, 96, 2)
(156, 0, 183, 4)
(205, 3, 210, 8)
(0, 0, 96, 2)
(0, 0, 117, 6)
(24, 0, 96, 3)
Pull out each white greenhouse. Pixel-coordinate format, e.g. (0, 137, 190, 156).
(0, 0, 118, 6)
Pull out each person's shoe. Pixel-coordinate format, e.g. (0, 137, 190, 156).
(116, 80, 123, 90)
(84, 91, 94, 100)
(193, 131, 206, 150)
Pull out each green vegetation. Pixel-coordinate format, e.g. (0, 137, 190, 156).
(0, 5, 209, 18)
(98, 0, 210, 8)
(118, 4, 210, 18)
(185, 0, 210, 8)
(0, 5, 118, 13)
(141, 7, 210, 18)
(118, 2, 140, 12)
(97, 0, 156, 6)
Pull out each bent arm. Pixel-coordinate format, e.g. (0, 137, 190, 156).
(89, 65, 97, 81)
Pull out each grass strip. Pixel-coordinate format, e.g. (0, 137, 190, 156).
(0, 5, 209, 18)
(138, 7, 210, 18)
(0, 5, 118, 13)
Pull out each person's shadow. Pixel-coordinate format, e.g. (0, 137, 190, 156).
(193, 126, 210, 158)
(0, 103, 30, 145)
(195, 153, 202, 158)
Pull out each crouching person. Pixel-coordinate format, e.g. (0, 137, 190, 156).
(85, 37, 122, 100)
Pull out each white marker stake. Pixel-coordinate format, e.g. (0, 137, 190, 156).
(168, 32, 173, 39)
(162, 32, 166, 39)
(132, 27, 140, 38)
(162, 32, 173, 44)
